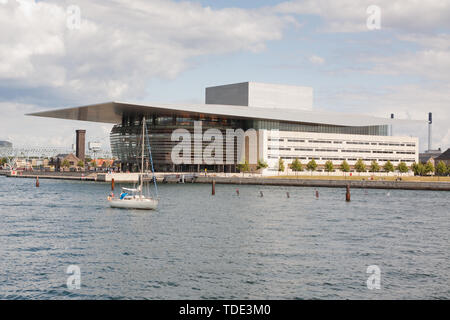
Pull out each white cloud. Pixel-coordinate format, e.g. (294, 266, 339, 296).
(309, 55, 325, 65)
(0, 0, 291, 101)
(276, 0, 450, 33)
(321, 84, 450, 151)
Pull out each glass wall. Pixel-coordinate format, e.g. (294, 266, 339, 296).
(110, 113, 390, 172)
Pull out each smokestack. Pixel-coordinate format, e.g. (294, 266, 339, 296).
(428, 112, 432, 151)
(76, 130, 86, 160)
(390, 114, 394, 136)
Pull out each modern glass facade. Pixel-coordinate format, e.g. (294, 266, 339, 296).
(110, 113, 390, 172)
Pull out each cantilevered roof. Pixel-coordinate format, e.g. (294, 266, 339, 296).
(27, 101, 425, 127)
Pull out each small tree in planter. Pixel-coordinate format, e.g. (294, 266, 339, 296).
(340, 160, 350, 177)
(412, 162, 425, 176)
(278, 158, 285, 175)
(324, 160, 334, 175)
(370, 160, 380, 174)
(354, 159, 366, 174)
(423, 161, 434, 176)
(383, 160, 395, 175)
(62, 159, 70, 171)
(237, 160, 250, 176)
(256, 159, 268, 172)
(397, 162, 409, 175)
(290, 158, 303, 177)
(306, 159, 317, 174)
(435, 161, 448, 176)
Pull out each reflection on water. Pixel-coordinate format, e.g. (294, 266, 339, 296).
(0, 176, 448, 299)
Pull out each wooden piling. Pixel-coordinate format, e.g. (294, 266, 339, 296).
(36, 176, 40, 188)
(346, 184, 351, 202)
(111, 178, 115, 191)
(212, 179, 215, 196)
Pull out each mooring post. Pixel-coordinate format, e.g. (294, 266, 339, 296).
(212, 179, 216, 196)
(236, 189, 240, 196)
(260, 191, 264, 197)
(315, 189, 319, 199)
(111, 178, 115, 191)
(286, 192, 290, 198)
(346, 184, 351, 202)
(36, 176, 40, 188)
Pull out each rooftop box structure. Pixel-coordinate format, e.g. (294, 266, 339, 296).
(206, 82, 313, 110)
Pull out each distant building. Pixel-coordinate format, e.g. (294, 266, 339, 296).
(419, 149, 442, 165)
(434, 148, 450, 166)
(52, 153, 83, 171)
(0, 141, 12, 148)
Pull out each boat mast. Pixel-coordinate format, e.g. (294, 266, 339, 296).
(140, 116, 145, 198)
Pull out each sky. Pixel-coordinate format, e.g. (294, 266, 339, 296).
(0, 0, 449, 152)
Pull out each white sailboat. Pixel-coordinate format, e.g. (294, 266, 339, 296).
(108, 116, 159, 210)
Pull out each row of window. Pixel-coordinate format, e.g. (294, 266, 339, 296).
(268, 155, 415, 163)
(268, 146, 416, 155)
(268, 138, 416, 147)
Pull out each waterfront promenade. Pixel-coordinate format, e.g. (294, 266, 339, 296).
(2, 170, 450, 191)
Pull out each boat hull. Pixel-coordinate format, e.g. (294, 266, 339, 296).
(109, 198, 158, 210)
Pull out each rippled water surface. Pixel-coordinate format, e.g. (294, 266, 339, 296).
(0, 176, 448, 299)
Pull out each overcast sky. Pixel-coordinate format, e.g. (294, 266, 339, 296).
(0, 0, 449, 152)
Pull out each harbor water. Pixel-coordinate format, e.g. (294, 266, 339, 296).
(0, 176, 448, 299)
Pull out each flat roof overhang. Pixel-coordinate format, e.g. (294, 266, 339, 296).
(27, 101, 426, 127)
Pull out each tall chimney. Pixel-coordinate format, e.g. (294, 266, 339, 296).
(76, 130, 86, 160)
(428, 112, 432, 151)
(390, 114, 394, 136)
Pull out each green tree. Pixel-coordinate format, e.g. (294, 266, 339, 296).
(237, 160, 249, 173)
(340, 160, 350, 173)
(354, 159, 366, 173)
(278, 158, 285, 174)
(290, 158, 303, 173)
(256, 159, 268, 171)
(370, 160, 380, 173)
(91, 160, 97, 168)
(435, 161, 448, 176)
(423, 161, 434, 175)
(397, 162, 409, 174)
(324, 160, 334, 173)
(0, 157, 7, 166)
(383, 160, 395, 173)
(77, 160, 85, 168)
(62, 159, 70, 168)
(306, 159, 317, 172)
(412, 162, 424, 176)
